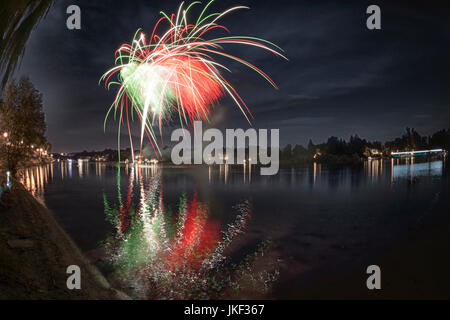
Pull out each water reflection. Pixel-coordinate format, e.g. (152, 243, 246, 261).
(215, 164, 232, 184)
(19, 159, 445, 202)
(207, 163, 256, 184)
(100, 166, 279, 299)
(20, 165, 52, 203)
(361, 159, 444, 183)
(365, 159, 383, 182)
(16, 159, 448, 299)
(313, 162, 321, 185)
(392, 159, 443, 181)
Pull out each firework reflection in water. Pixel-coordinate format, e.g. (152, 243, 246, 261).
(100, 166, 279, 299)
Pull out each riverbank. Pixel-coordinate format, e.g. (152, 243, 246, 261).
(0, 179, 125, 299)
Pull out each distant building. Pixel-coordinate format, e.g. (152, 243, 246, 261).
(313, 148, 322, 159)
(364, 147, 381, 158)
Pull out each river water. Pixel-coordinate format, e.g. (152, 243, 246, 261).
(19, 159, 449, 299)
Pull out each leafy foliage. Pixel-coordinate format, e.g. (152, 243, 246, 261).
(0, 1, 53, 87)
(0, 77, 49, 174)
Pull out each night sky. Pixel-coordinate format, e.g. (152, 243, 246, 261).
(12, 0, 450, 153)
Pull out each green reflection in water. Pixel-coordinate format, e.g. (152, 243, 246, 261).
(100, 166, 279, 299)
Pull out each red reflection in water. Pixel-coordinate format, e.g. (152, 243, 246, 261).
(166, 192, 220, 271)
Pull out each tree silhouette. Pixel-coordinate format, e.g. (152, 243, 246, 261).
(0, 1, 53, 87)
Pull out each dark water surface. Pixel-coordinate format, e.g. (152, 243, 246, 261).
(20, 159, 450, 298)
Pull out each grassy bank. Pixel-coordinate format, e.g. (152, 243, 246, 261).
(0, 179, 125, 299)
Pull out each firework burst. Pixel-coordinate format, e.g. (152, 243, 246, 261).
(100, 0, 287, 158)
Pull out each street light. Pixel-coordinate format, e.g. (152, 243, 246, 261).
(3, 132, 8, 138)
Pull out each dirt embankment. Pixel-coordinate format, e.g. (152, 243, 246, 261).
(0, 179, 126, 299)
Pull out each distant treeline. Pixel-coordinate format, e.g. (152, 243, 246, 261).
(57, 128, 450, 165)
(280, 128, 450, 165)
(59, 148, 132, 162)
